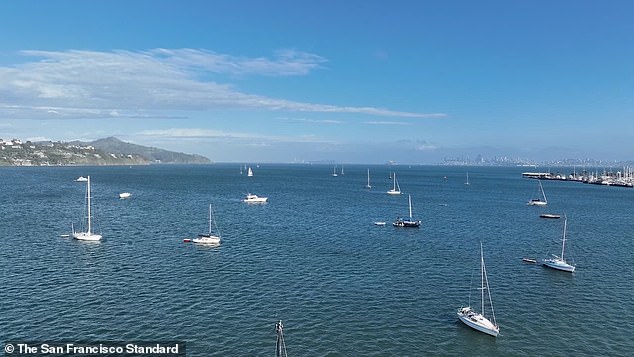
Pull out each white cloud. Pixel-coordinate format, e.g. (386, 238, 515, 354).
(137, 128, 334, 144)
(282, 117, 343, 124)
(0, 49, 445, 120)
(364, 121, 412, 126)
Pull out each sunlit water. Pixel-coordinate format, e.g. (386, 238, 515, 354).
(1, 164, 633, 356)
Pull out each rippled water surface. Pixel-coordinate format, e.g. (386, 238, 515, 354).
(2, 164, 633, 356)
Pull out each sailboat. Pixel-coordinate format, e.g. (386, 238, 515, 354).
(247, 167, 254, 177)
(393, 194, 421, 227)
(72, 176, 102, 241)
(340, 165, 345, 175)
(192, 204, 221, 245)
(457, 242, 499, 337)
(332, 165, 338, 177)
(366, 168, 372, 189)
(464, 172, 470, 185)
(275, 320, 288, 357)
(527, 179, 547, 206)
(387, 173, 402, 195)
(542, 215, 575, 272)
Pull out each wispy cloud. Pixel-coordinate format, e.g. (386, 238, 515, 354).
(282, 117, 343, 124)
(0, 49, 445, 120)
(364, 121, 412, 126)
(137, 128, 333, 144)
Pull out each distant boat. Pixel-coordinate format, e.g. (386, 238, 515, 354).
(192, 204, 221, 245)
(119, 192, 131, 199)
(340, 165, 345, 175)
(75, 176, 88, 182)
(247, 167, 254, 177)
(332, 165, 338, 177)
(542, 215, 575, 272)
(464, 172, 470, 185)
(457, 242, 499, 337)
(373, 221, 386, 226)
(522, 258, 537, 264)
(539, 213, 561, 219)
(243, 193, 268, 203)
(387, 173, 402, 195)
(72, 176, 102, 241)
(275, 320, 288, 357)
(366, 168, 372, 189)
(527, 180, 548, 206)
(393, 194, 421, 227)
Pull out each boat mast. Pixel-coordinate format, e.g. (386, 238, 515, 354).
(480, 242, 497, 325)
(540, 180, 547, 203)
(208, 204, 212, 235)
(408, 194, 413, 219)
(275, 320, 287, 357)
(561, 216, 567, 260)
(480, 242, 485, 316)
(393, 173, 397, 191)
(87, 176, 92, 234)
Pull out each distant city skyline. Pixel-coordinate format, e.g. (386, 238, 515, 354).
(1, 1, 633, 164)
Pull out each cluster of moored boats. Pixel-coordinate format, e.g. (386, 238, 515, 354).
(70, 174, 268, 246)
(523, 169, 634, 188)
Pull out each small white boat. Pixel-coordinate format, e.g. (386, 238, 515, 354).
(119, 192, 131, 199)
(542, 216, 575, 272)
(243, 193, 268, 203)
(366, 168, 372, 189)
(247, 167, 254, 177)
(75, 176, 88, 182)
(72, 176, 102, 241)
(373, 221, 386, 226)
(457, 242, 499, 337)
(540, 213, 560, 219)
(192, 204, 221, 245)
(522, 258, 537, 264)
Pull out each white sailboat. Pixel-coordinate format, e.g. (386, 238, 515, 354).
(387, 173, 402, 195)
(72, 176, 102, 241)
(464, 172, 470, 185)
(275, 320, 288, 357)
(542, 215, 575, 272)
(393, 194, 421, 227)
(247, 167, 254, 177)
(457, 242, 499, 337)
(192, 204, 221, 245)
(332, 165, 338, 177)
(340, 165, 344, 175)
(527, 179, 547, 206)
(366, 168, 372, 189)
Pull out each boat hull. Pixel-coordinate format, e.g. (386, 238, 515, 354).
(542, 258, 575, 272)
(387, 190, 402, 195)
(393, 220, 421, 227)
(527, 200, 547, 206)
(192, 235, 221, 245)
(457, 308, 499, 337)
(72, 232, 102, 241)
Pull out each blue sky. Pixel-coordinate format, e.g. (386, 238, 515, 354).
(1, 0, 633, 163)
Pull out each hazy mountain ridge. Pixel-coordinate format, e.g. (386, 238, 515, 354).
(0, 137, 211, 166)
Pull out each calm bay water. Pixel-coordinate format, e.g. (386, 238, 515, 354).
(1, 164, 633, 356)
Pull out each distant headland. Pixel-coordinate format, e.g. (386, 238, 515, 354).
(0, 137, 211, 166)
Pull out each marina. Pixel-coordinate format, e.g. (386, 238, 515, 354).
(523, 167, 634, 187)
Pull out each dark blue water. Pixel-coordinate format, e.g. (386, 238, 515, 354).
(1, 164, 633, 356)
